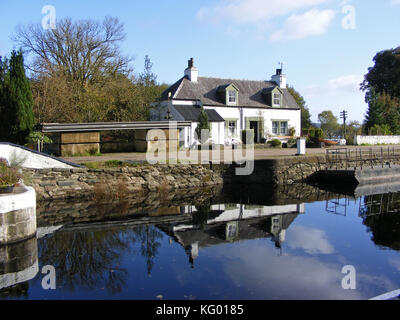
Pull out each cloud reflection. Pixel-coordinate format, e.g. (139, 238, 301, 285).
(287, 225, 335, 254)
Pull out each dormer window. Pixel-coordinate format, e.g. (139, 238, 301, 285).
(262, 86, 283, 108)
(217, 83, 239, 106)
(273, 93, 281, 107)
(228, 90, 237, 104)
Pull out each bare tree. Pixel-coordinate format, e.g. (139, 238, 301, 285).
(13, 16, 132, 85)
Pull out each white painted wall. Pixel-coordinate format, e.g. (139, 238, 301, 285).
(151, 102, 301, 147)
(0, 144, 74, 169)
(354, 136, 400, 145)
(205, 106, 301, 139)
(0, 185, 36, 214)
(189, 122, 224, 147)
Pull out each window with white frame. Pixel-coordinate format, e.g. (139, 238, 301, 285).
(273, 93, 281, 107)
(272, 120, 288, 135)
(272, 121, 279, 135)
(280, 121, 288, 135)
(228, 90, 237, 104)
(228, 120, 237, 137)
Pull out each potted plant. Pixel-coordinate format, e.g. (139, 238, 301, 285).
(0, 158, 21, 194)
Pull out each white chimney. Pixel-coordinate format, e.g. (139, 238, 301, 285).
(271, 68, 287, 89)
(184, 58, 198, 82)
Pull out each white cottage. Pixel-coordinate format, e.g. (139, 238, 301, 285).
(150, 58, 301, 148)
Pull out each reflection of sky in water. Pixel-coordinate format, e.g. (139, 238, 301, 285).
(1, 195, 400, 300)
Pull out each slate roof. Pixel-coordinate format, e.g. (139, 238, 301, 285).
(174, 105, 225, 122)
(162, 76, 300, 109)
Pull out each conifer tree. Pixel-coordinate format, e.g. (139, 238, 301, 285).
(195, 107, 211, 144)
(0, 50, 34, 144)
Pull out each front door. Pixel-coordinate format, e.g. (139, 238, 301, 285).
(249, 121, 258, 143)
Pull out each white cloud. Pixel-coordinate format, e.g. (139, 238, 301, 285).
(303, 74, 363, 96)
(301, 74, 367, 122)
(197, 0, 328, 24)
(203, 242, 397, 299)
(270, 9, 336, 41)
(391, 0, 400, 6)
(388, 257, 400, 271)
(287, 225, 335, 254)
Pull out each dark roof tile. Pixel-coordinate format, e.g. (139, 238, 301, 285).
(163, 77, 299, 109)
(174, 105, 224, 122)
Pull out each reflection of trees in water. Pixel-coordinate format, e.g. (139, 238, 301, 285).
(364, 213, 400, 251)
(38, 225, 164, 294)
(135, 226, 163, 276)
(193, 202, 211, 230)
(362, 193, 400, 251)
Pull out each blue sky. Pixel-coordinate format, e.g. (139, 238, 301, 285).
(1, 0, 400, 123)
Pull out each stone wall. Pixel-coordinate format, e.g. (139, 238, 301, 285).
(24, 164, 225, 201)
(24, 152, 400, 201)
(226, 153, 400, 185)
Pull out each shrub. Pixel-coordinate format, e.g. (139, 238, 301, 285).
(370, 124, 392, 136)
(105, 160, 123, 167)
(269, 139, 282, 148)
(26, 131, 53, 146)
(0, 160, 21, 187)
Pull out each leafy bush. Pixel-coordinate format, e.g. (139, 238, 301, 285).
(289, 127, 296, 137)
(0, 159, 21, 187)
(269, 139, 282, 147)
(370, 124, 392, 136)
(307, 127, 324, 143)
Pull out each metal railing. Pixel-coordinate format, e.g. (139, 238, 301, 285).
(326, 146, 400, 170)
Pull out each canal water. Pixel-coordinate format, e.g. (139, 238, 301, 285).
(1, 184, 400, 300)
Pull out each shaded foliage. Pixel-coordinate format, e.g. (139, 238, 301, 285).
(287, 86, 312, 130)
(362, 47, 400, 134)
(318, 110, 340, 138)
(0, 50, 34, 144)
(195, 107, 211, 143)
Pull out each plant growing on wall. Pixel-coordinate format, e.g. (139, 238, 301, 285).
(0, 158, 22, 193)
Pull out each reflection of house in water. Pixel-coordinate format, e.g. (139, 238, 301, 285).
(159, 203, 304, 267)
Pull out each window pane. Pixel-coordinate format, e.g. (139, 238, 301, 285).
(228, 121, 236, 136)
(273, 93, 280, 106)
(229, 91, 236, 103)
(280, 122, 288, 135)
(272, 121, 278, 134)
